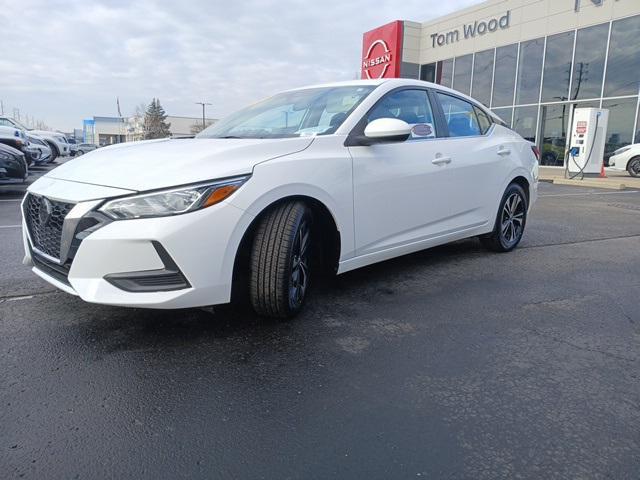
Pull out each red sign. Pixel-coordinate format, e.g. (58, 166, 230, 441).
(361, 21, 403, 79)
(576, 121, 587, 134)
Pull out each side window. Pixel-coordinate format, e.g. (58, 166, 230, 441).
(436, 93, 482, 137)
(474, 106, 492, 134)
(367, 89, 436, 139)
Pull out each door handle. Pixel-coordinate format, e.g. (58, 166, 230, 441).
(497, 147, 511, 156)
(432, 155, 452, 166)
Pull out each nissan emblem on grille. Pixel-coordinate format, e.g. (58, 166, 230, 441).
(38, 196, 53, 225)
(25, 194, 75, 260)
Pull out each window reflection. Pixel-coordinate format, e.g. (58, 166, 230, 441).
(471, 49, 494, 107)
(540, 105, 570, 166)
(604, 15, 640, 98)
(492, 44, 518, 107)
(602, 97, 638, 157)
(453, 54, 473, 95)
(513, 106, 538, 143)
(571, 23, 608, 100)
(542, 31, 574, 102)
(516, 38, 545, 105)
(437, 59, 453, 88)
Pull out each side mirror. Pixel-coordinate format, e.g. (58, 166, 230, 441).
(363, 118, 411, 144)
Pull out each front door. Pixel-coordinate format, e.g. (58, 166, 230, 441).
(348, 89, 460, 257)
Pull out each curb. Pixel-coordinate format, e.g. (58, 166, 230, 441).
(550, 178, 627, 190)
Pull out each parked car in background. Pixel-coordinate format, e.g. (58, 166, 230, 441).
(0, 117, 70, 161)
(608, 144, 640, 177)
(0, 143, 28, 184)
(27, 134, 53, 164)
(0, 124, 27, 151)
(75, 143, 98, 155)
(22, 79, 538, 318)
(0, 125, 35, 165)
(67, 137, 79, 156)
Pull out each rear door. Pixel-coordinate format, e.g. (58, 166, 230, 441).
(431, 91, 507, 230)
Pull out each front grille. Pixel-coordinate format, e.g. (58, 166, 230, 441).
(24, 193, 75, 260)
(31, 249, 72, 286)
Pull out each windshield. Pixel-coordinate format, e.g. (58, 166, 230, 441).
(197, 86, 375, 139)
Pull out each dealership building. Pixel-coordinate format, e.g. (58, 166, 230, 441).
(361, 0, 640, 165)
(82, 115, 216, 146)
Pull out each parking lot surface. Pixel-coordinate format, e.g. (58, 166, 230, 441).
(1, 169, 639, 479)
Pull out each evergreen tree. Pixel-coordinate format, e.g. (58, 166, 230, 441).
(142, 98, 172, 139)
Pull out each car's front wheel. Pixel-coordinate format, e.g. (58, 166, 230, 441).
(47, 142, 59, 162)
(249, 201, 312, 318)
(480, 183, 528, 252)
(627, 157, 640, 177)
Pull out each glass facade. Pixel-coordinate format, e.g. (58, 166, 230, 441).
(437, 59, 453, 88)
(492, 44, 517, 107)
(571, 23, 608, 100)
(513, 106, 538, 143)
(541, 31, 574, 103)
(602, 97, 638, 156)
(515, 38, 544, 105)
(452, 54, 473, 96)
(471, 49, 494, 107)
(418, 14, 640, 166)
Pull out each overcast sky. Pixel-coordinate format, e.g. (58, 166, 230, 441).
(0, 0, 481, 131)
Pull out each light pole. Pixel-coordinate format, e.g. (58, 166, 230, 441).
(195, 102, 212, 130)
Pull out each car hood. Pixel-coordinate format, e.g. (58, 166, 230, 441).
(45, 137, 315, 192)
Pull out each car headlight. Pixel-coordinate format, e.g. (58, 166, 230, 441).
(613, 145, 632, 156)
(99, 175, 250, 220)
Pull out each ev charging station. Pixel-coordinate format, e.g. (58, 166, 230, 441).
(566, 108, 609, 178)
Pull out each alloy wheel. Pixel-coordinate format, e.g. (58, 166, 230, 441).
(500, 192, 525, 246)
(289, 219, 310, 309)
(629, 158, 640, 177)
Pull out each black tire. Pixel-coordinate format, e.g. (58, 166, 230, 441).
(480, 183, 528, 252)
(76, 150, 84, 156)
(627, 157, 640, 178)
(249, 201, 312, 318)
(47, 142, 59, 162)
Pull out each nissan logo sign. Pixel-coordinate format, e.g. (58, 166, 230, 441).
(362, 39, 392, 79)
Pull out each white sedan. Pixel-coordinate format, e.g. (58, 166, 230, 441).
(608, 144, 640, 177)
(22, 79, 538, 318)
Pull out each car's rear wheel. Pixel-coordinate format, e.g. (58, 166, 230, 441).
(249, 201, 312, 318)
(480, 183, 528, 252)
(627, 157, 640, 177)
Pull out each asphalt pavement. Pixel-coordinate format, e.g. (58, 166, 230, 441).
(1, 169, 639, 479)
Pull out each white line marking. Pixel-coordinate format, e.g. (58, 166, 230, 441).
(0, 224, 21, 229)
(6, 295, 34, 302)
(540, 190, 640, 198)
(0, 199, 23, 202)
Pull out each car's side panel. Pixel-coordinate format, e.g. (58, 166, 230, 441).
(348, 138, 471, 256)
(229, 135, 356, 261)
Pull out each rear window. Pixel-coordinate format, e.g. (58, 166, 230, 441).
(436, 93, 482, 137)
(474, 107, 493, 134)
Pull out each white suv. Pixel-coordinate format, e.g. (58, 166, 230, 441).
(22, 79, 538, 317)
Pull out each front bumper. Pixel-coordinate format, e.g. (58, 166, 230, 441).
(607, 153, 628, 171)
(23, 181, 254, 309)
